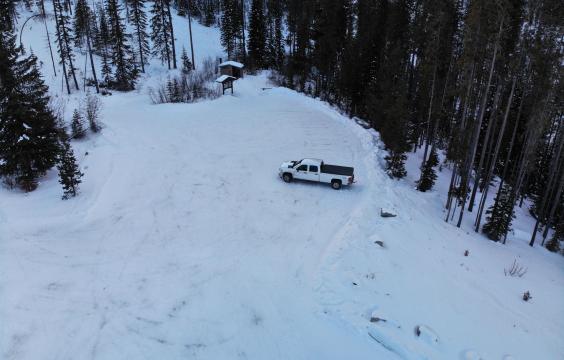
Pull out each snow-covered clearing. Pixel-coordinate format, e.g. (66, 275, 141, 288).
(1, 7, 563, 360)
(2, 73, 563, 359)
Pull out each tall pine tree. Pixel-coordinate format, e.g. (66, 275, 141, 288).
(0, 29, 61, 191)
(482, 184, 516, 241)
(151, 0, 172, 68)
(53, 0, 80, 91)
(106, 0, 137, 90)
(247, 0, 266, 69)
(57, 138, 84, 199)
(220, 0, 243, 60)
(128, 0, 150, 72)
(73, 0, 91, 47)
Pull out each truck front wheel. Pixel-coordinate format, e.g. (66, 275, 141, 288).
(283, 173, 293, 183)
(331, 180, 342, 190)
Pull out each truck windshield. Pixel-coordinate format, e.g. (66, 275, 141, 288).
(293, 159, 303, 167)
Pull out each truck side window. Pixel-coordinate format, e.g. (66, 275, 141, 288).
(309, 165, 318, 173)
(297, 165, 307, 171)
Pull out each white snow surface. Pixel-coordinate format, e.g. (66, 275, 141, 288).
(1, 6, 563, 360)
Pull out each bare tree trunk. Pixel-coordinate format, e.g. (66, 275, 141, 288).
(469, 82, 502, 212)
(457, 18, 503, 227)
(489, 89, 524, 225)
(160, 0, 171, 69)
(86, 25, 99, 93)
(60, 3, 80, 90)
(446, 63, 475, 217)
(165, 0, 177, 68)
(187, 0, 195, 69)
(475, 76, 516, 231)
(40, 0, 58, 77)
(540, 122, 564, 243)
(542, 163, 564, 244)
(420, 65, 437, 167)
(529, 121, 563, 246)
(53, 0, 71, 94)
(132, 1, 145, 73)
(241, 0, 246, 62)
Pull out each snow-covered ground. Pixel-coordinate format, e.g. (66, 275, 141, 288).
(1, 6, 563, 360)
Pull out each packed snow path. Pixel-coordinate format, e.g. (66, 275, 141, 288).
(1, 75, 563, 359)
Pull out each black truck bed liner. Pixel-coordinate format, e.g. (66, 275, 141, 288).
(321, 164, 354, 176)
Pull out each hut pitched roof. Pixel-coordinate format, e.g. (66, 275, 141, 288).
(218, 60, 244, 69)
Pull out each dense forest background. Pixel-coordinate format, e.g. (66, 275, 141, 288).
(0, 0, 562, 251)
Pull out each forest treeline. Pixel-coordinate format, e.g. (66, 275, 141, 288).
(219, 0, 563, 251)
(0, 0, 562, 251)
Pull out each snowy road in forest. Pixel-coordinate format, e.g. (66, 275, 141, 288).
(1, 75, 563, 360)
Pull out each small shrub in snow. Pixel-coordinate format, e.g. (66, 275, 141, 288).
(464, 250, 469, 257)
(522, 291, 532, 302)
(545, 237, 561, 253)
(504, 259, 527, 277)
(83, 94, 102, 133)
(545, 219, 563, 254)
(149, 57, 221, 104)
(181, 47, 193, 74)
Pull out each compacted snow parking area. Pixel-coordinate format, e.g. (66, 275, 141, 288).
(0, 75, 385, 359)
(2, 74, 563, 360)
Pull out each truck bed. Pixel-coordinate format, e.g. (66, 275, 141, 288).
(321, 164, 354, 176)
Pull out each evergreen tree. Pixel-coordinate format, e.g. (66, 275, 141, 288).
(385, 152, 408, 179)
(53, 0, 80, 91)
(203, 0, 216, 26)
(247, 0, 266, 69)
(57, 139, 83, 199)
(482, 184, 516, 241)
(0, 0, 18, 32)
(0, 30, 60, 191)
(106, 0, 137, 90)
(265, 0, 284, 69)
(71, 108, 86, 139)
(180, 47, 192, 74)
(151, 0, 172, 68)
(164, 0, 177, 68)
(221, 0, 243, 59)
(416, 148, 438, 192)
(128, 0, 150, 72)
(96, 5, 113, 86)
(167, 77, 181, 103)
(73, 0, 91, 47)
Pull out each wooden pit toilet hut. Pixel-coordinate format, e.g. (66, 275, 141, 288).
(218, 60, 244, 79)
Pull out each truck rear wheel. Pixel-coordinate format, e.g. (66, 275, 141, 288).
(283, 173, 292, 183)
(331, 180, 342, 190)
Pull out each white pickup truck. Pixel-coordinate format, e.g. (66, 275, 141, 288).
(279, 158, 355, 190)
